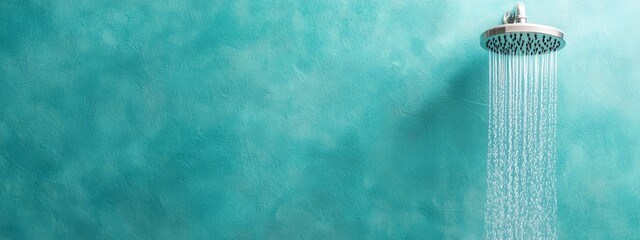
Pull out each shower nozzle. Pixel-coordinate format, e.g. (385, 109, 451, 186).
(481, 3, 565, 55)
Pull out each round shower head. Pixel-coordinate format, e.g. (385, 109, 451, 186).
(481, 24, 565, 55)
(480, 3, 565, 55)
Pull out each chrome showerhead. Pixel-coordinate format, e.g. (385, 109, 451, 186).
(481, 3, 565, 55)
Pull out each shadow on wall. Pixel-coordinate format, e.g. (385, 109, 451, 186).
(255, 57, 489, 239)
(369, 57, 488, 238)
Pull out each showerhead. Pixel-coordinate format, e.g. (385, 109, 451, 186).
(481, 3, 565, 55)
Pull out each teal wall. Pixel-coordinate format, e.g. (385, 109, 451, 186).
(1, 0, 639, 239)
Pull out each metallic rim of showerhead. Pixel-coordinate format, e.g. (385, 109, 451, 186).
(481, 23, 566, 50)
(480, 3, 566, 54)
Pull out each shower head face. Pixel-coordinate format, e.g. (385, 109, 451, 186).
(481, 23, 565, 55)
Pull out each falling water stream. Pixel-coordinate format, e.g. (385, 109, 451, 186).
(485, 51, 558, 239)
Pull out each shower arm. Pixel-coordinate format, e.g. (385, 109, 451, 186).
(503, 2, 527, 24)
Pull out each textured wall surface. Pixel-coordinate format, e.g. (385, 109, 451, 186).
(1, 0, 639, 239)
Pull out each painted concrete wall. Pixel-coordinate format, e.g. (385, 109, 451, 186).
(1, 0, 639, 239)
